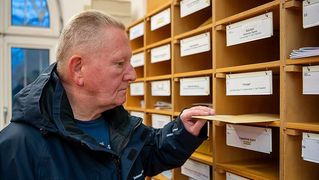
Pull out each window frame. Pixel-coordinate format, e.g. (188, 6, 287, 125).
(4, 0, 61, 37)
(2, 35, 57, 127)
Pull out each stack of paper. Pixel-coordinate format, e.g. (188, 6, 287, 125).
(290, 47, 319, 59)
(154, 101, 172, 109)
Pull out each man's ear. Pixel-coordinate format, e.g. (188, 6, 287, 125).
(68, 55, 84, 86)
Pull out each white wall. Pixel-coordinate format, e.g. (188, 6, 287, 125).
(59, 0, 91, 26)
(131, 0, 146, 21)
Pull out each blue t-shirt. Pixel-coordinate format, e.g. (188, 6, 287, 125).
(75, 116, 111, 150)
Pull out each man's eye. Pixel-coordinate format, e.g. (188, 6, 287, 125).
(116, 62, 124, 67)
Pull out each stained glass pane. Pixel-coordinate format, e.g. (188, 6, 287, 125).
(11, 47, 49, 99)
(11, 0, 50, 28)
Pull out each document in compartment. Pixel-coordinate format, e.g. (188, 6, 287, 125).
(180, 0, 210, 18)
(303, 0, 319, 29)
(181, 159, 210, 180)
(151, 80, 171, 96)
(226, 71, 273, 96)
(226, 12, 273, 46)
(302, 132, 319, 164)
(226, 172, 250, 180)
(226, 124, 272, 154)
(180, 76, 210, 96)
(130, 111, 145, 119)
(180, 32, 211, 57)
(131, 52, 144, 68)
(151, 8, 171, 31)
(303, 65, 319, 95)
(130, 82, 144, 96)
(151, 44, 171, 63)
(129, 22, 144, 40)
(151, 114, 171, 128)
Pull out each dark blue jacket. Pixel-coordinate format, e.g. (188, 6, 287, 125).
(0, 63, 207, 180)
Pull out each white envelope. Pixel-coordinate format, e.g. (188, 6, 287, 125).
(180, 32, 211, 57)
(226, 71, 273, 96)
(303, 0, 319, 28)
(151, 114, 171, 128)
(131, 52, 144, 68)
(226, 124, 272, 154)
(302, 132, 319, 164)
(151, 44, 171, 63)
(180, 0, 210, 18)
(129, 22, 144, 40)
(181, 159, 210, 180)
(151, 8, 171, 31)
(226, 172, 250, 180)
(226, 12, 273, 46)
(180, 76, 210, 96)
(151, 80, 171, 96)
(130, 82, 144, 96)
(303, 65, 319, 95)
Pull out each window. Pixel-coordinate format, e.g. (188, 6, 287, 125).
(0, 0, 60, 128)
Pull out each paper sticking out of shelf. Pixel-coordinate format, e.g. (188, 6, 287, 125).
(151, 114, 171, 128)
(180, 32, 211, 57)
(289, 47, 319, 59)
(226, 70, 273, 96)
(180, 0, 210, 18)
(302, 132, 319, 164)
(303, 65, 319, 94)
(181, 159, 210, 180)
(129, 22, 144, 40)
(226, 124, 272, 154)
(130, 82, 144, 96)
(226, 12, 273, 46)
(151, 8, 171, 31)
(226, 172, 250, 180)
(131, 52, 144, 68)
(151, 44, 171, 63)
(303, 0, 319, 29)
(192, 113, 279, 124)
(151, 80, 171, 96)
(180, 76, 210, 96)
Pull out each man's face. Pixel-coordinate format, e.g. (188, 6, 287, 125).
(81, 27, 136, 109)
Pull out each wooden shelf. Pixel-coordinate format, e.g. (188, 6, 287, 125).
(173, 69, 213, 78)
(146, 1, 172, 17)
(190, 152, 214, 166)
(145, 75, 172, 81)
(174, 23, 213, 40)
(126, 107, 145, 112)
(146, 108, 173, 116)
(286, 56, 319, 65)
(146, 38, 172, 50)
(216, 61, 280, 74)
(215, 1, 280, 26)
(216, 159, 279, 180)
(285, 122, 319, 133)
(132, 47, 145, 54)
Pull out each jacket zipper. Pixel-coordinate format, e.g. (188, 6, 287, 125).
(113, 155, 122, 180)
(121, 118, 143, 150)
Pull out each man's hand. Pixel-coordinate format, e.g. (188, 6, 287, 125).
(180, 106, 215, 136)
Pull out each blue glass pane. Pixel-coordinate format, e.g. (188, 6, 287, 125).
(11, 0, 50, 28)
(11, 47, 49, 99)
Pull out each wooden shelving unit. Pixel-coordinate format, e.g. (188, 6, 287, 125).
(126, 0, 319, 179)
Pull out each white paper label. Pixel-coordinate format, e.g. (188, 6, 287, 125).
(151, 44, 171, 63)
(302, 132, 319, 164)
(151, 8, 171, 31)
(181, 159, 210, 180)
(180, 0, 210, 18)
(303, 0, 319, 28)
(151, 80, 171, 96)
(129, 22, 144, 40)
(130, 111, 144, 119)
(226, 124, 272, 154)
(303, 65, 319, 95)
(226, 71, 273, 96)
(130, 82, 144, 96)
(180, 76, 210, 96)
(152, 114, 171, 128)
(226, 172, 250, 180)
(131, 52, 144, 68)
(180, 32, 211, 57)
(226, 12, 273, 46)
